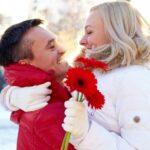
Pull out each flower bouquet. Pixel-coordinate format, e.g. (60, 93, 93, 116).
(61, 57, 108, 150)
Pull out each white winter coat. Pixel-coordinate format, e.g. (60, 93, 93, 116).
(72, 65, 150, 150)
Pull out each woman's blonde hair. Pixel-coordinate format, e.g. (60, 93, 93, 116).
(86, 1, 150, 70)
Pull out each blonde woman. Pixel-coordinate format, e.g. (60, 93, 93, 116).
(62, 1, 150, 150)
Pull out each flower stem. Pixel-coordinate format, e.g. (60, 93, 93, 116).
(61, 132, 68, 150)
(60, 132, 71, 150)
(61, 92, 84, 150)
(77, 92, 80, 101)
(78, 92, 84, 102)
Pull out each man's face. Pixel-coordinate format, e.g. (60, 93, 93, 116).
(24, 26, 69, 80)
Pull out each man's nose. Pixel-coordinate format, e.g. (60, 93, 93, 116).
(58, 45, 66, 55)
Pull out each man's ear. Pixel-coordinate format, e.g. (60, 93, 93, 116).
(18, 59, 30, 65)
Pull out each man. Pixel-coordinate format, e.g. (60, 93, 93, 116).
(0, 19, 74, 150)
(0, 19, 70, 111)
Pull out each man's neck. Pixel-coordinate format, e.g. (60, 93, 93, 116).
(56, 76, 65, 86)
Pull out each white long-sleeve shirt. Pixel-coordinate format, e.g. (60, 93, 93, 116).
(72, 65, 150, 150)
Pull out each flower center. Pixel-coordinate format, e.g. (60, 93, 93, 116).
(78, 79, 84, 86)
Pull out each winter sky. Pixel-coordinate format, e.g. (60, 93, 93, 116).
(0, 0, 150, 23)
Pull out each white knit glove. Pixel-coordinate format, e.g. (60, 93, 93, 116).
(62, 97, 89, 140)
(5, 82, 52, 112)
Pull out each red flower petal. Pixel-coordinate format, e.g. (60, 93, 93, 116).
(86, 90, 105, 109)
(76, 57, 108, 71)
(65, 68, 97, 96)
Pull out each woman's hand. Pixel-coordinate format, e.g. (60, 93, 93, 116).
(5, 82, 52, 112)
(62, 97, 90, 140)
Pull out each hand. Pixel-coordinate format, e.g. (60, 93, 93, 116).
(62, 97, 89, 140)
(6, 82, 52, 112)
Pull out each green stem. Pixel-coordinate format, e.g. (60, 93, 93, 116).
(79, 93, 84, 102)
(64, 132, 71, 150)
(78, 92, 84, 102)
(61, 132, 68, 150)
(60, 132, 71, 150)
(61, 92, 84, 150)
(77, 92, 79, 101)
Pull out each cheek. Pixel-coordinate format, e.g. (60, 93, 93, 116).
(87, 34, 99, 47)
(44, 55, 56, 69)
(33, 54, 57, 72)
(87, 35, 96, 46)
(96, 31, 109, 46)
(54, 62, 69, 77)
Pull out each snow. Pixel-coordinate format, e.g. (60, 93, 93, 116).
(0, 106, 18, 150)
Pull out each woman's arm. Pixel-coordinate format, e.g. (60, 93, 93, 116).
(0, 82, 51, 112)
(63, 97, 150, 150)
(0, 85, 19, 111)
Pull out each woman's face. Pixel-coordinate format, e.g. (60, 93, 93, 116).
(80, 10, 109, 50)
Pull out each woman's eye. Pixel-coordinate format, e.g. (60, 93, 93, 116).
(87, 31, 92, 34)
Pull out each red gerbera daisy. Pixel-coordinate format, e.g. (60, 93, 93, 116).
(65, 68, 97, 96)
(61, 62, 106, 150)
(76, 57, 108, 71)
(86, 90, 105, 109)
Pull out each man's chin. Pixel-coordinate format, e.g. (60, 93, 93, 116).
(60, 61, 70, 70)
(56, 62, 70, 77)
(62, 63, 70, 74)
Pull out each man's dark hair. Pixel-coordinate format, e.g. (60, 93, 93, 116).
(0, 19, 43, 66)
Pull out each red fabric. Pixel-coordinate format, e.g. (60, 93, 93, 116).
(4, 64, 75, 150)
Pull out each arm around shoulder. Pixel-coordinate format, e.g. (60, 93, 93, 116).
(0, 85, 19, 111)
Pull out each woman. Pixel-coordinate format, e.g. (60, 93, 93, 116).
(62, 1, 150, 150)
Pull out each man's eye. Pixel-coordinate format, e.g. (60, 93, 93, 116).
(50, 45, 55, 49)
(49, 42, 55, 49)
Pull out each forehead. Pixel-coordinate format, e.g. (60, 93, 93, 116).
(85, 10, 103, 28)
(25, 26, 56, 42)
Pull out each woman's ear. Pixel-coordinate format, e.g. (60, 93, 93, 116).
(18, 59, 30, 65)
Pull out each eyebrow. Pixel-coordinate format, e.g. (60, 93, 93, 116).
(45, 39, 55, 49)
(85, 25, 93, 30)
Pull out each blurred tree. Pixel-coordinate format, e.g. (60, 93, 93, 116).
(0, 14, 11, 36)
(28, 0, 92, 63)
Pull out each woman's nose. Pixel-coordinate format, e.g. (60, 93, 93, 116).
(79, 37, 87, 46)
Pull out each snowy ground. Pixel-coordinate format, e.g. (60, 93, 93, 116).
(0, 106, 18, 150)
